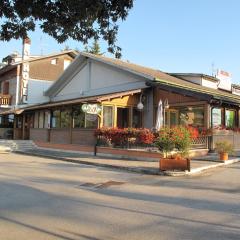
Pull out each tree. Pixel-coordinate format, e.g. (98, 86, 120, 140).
(84, 39, 102, 55)
(0, 0, 134, 58)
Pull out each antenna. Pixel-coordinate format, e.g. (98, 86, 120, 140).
(211, 62, 216, 77)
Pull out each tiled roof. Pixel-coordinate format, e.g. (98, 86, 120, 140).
(0, 50, 78, 77)
(80, 52, 240, 104)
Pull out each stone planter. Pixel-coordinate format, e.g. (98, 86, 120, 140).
(159, 158, 190, 171)
(219, 152, 228, 161)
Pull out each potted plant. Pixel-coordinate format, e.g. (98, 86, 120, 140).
(215, 141, 233, 161)
(155, 127, 191, 171)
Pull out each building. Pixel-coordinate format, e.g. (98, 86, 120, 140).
(2, 52, 240, 152)
(0, 39, 78, 138)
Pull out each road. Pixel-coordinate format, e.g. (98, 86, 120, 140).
(0, 153, 239, 240)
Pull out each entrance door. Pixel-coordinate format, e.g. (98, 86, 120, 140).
(24, 113, 34, 140)
(117, 107, 130, 128)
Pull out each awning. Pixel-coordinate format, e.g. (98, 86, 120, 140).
(0, 109, 24, 116)
(5, 89, 142, 113)
(147, 80, 240, 106)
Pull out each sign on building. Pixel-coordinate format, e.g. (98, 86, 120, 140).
(81, 104, 102, 115)
(216, 69, 232, 91)
(21, 37, 31, 104)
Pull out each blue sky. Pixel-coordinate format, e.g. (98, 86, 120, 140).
(0, 0, 239, 82)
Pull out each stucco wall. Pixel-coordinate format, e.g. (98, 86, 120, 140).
(56, 63, 88, 97)
(28, 79, 52, 104)
(55, 59, 147, 101)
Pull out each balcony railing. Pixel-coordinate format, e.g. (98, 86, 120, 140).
(0, 94, 11, 105)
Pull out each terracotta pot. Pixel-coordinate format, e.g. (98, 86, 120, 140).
(159, 157, 190, 171)
(219, 152, 228, 161)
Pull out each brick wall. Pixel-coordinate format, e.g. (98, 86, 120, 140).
(50, 129, 71, 144)
(30, 128, 49, 142)
(72, 129, 96, 145)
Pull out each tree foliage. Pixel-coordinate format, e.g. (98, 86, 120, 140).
(0, 0, 134, 58)
(84, 39, 102, 55)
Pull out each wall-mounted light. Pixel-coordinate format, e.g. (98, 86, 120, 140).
(164, 99, 169, 109)
(137, 93, 145, 111)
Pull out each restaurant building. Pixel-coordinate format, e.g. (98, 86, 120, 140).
(3, 52, 240, 153)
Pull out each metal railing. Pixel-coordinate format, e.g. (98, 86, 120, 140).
(0, 94, 11, 105)
(191, 136, 208, 149)
(97, 135, 209, 150)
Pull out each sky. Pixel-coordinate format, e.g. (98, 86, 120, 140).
(0, 0, 240, 82)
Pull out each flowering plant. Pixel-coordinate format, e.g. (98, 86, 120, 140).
(155, 126, 194, 158)
(173, 126, 192, 157)
(154, 127, 175, 158)
(95, 127, 155, 147)
(215, 141, 234, 154)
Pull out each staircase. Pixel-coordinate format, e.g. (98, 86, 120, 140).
(0, 140, 37, 152)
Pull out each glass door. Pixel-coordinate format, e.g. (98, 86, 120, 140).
(166, 109, 179, 127)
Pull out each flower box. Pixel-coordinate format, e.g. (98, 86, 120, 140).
(159, 158, 190, 171)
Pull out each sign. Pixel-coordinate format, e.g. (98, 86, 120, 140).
(21, 37, 31, 104)
(216, 69, 232, 91)
(21, 62, 29, 103)
(81, 104, 102, 115)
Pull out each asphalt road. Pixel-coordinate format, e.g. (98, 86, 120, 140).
(0, 153, 239, 240)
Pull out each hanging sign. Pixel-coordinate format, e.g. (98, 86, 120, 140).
(81, 104, 102, 115)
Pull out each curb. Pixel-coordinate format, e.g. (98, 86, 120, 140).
(13, 150, 240, 177)
(165, 158, 240, 176)
(14, 150, 165, 176)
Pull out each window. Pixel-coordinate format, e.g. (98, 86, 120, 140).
(3, 81, 9, 94)
(38, 111, 44, 128)
(0, 115, 14, 128)
(34, 112, 39, 128)
(44, 111, 50, 128)
(64, 59, 71, 70)
(51, 110, 60, 128)
(117, 107, 130, 128)
(51, 58, 58, 65)
(61, 108, 71, 128)
(103, 106, 113, 127)
(225, 110, 235, 128)
(132, 108, 142, 128)
(73, 105, 98, 129)
(212, 108, 222, 127)
(72, 105, 85, 128)
(16, 116, 22, 128)
(85, 113, 98, 128)
(179, 106, 204, 127)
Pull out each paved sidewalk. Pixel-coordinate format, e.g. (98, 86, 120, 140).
(11, 147, 240, 176)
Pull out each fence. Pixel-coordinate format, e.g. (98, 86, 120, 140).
(97, 135, 209, 150)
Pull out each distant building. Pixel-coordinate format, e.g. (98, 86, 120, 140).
(0, 39, 78, 137)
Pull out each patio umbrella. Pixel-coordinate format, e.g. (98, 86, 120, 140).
(155, 99, 163, 131)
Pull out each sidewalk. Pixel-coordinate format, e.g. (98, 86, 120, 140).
(11, 147, 240, 176)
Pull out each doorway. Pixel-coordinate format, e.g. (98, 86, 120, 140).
(166, 109, 179, 127)
(117, 107, 130, 128)
(24, 113, 34, 140)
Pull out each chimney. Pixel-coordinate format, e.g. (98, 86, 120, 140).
(22, 37, 31, 60)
